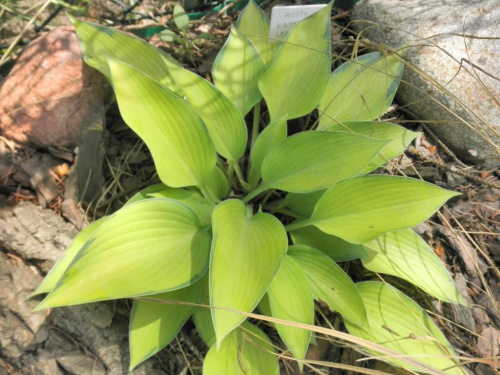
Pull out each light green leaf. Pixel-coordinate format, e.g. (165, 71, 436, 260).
(29, 217, 107, 297)
(258, 3, 332, 120)
(34, 199, 211, 309)
(204, 321, 279, 375)
(124, 183, 170, 206)
(288, 245, 366, 325)
(158, 29, 180, 43)
(173, 5, 189, 32)
(147, 187, 215, 226)
(362, 229, 467, 305)
(205, 166, 229, 202)
(109, 59, 216, 188)
(267, 256, 313, 367)
(260, 131, 386, 193)
(193, 275, 216, 347)
(210, 199, 288, 345)
(345, 282, 464, 374)
(33, 183, 180, 297)
(212, 26, 265, 116)
(257, 294, 273, 325)
(290, 226, 367, 262)
(163, 58, 247, 161)
(129, 283, 201, 371)
(126, 183, 220, 223)
(258, 292, 322, 345)
(318, 51, 404, 129)
(248, 115, 287, 188)
(326, 121, 420, 173)
(300, 175, 459, 244)
(70, 17, 181, 95)
(236, 0, 278, 65)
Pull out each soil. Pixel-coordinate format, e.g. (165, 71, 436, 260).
(1, 1, 499, 374)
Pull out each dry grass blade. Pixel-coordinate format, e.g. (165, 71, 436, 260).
(133, 296, 463, 375)
(438, 211, 500, 319)
(241, 329, 409, 375)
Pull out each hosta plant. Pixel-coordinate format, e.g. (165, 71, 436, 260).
(32, 1, 467, 373)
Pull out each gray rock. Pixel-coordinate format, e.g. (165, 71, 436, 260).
(23, 359, 65, 375)
(0, 200, 76, 272)
(352, 0, 500, 167)
(56, 354, 107, 375)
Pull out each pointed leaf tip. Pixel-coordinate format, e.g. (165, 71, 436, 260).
(319, 51, 405, 129)
(261, 131, 387, 193)
(266, 256, 314, 367)
(325, 121, 420, 173)
(36, 199, 210, 309)
(362, 229, 467, 305)
(129, 283, 201, 370)
(210, 199, 288, 345)
(288, 245, 367, 326)
(212, 26, 265, 116)
(71, 17, 182, 94)
(346, 282, 464, 374)
(31, 217, 107, 298)
(237, 0, 278, 65)
(258, 2, 332, 120)
(203, 321, 279, 375)
(310, 175, 459, 244)
(163, 57, 247, 161)
(109, 58, 216, 188)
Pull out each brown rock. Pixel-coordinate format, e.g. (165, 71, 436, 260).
(0, 26, 109, 148)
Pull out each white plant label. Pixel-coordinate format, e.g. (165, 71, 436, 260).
(269, 4, 327, 42)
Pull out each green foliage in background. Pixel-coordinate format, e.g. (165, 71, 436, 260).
(33, 1, 466, 373)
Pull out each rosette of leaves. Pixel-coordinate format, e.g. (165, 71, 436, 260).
(32, 1, 467, 373)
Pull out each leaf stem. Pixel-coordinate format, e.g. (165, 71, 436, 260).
(271, 208, 301, 219)
(250, 101, 261, 150)
(217, 157, 227, 173)
(247, 102, 262, 186)
(182, 38, 196, 66)
(260, 190, 274, 206)
(241, 184, 267, 204)
(226, 161, 235, 188)
(233, 161, 251, 193)
(200, 184, 213, 202)
(284, 218, 312, 232)
(304, 111, 312, 130)
(267, 200, 290, 217)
